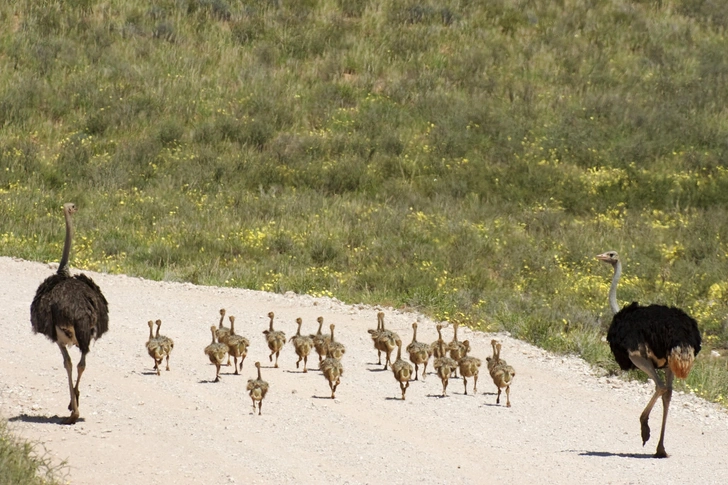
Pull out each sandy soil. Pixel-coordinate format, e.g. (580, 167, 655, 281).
(1, 256, 728, 485)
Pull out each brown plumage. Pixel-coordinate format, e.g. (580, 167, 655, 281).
(448, 322, 468, 377)
(486, 340, 515, 407)
(392, 339, 414, 400)
(215, 308, 232, 366)
(146, 320, 165, 375)
(204, 325, 228, 382)
(30, 202, 109, 424)
(263, 311, 286, 368)
(326, 323, 346, 360)
(247, 362, 269, 415)
(311, 316, 331, 364)
(155, 319, 174, 372)
(320, 356, 343, 399)
(433, 340, 457, 397)
(290, 317, 314, 372)
(458, 340, 482, 395)
(374, 313, 399, 370)
(226, 316, 250, 374)
(406, 322, 432, 380)
(367, 311, 385, 364)
(430, 324, 446, 359)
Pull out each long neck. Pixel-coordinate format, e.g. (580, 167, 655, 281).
(608, 260, 622, 315)
(256, 365, 262, 380)
(148, 324, 154, 340)
(211, 329, 217, 344)
(229, 318, 236, 335)
(296, 322, 302, 336)
(396, 342, 402, 360)
(330, 326, 336, 343)
(269, 316, 274, 331)
(155, 322, 161, 338)
(317, 319, 323, 334)
(411, 325, 418, 344)
(58, 208, 73, 276)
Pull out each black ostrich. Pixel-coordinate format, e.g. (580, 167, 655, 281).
(597, 251, 701, 458)
(30, 203, 109, 424)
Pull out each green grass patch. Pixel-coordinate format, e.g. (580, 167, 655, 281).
(0, 419, 65, 485)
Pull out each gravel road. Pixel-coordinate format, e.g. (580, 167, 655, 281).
(1, 256, 727, 484)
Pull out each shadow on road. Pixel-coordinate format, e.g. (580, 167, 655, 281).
(9, 414, 85, 425)
(577, 450, 655, 459)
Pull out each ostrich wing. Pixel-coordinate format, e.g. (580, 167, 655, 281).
(31, 275, 109, 353)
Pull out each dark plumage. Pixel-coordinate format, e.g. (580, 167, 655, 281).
(607, 302, 702, 376)
(30, 203, 109, 424)
(598, 250, 702, 458)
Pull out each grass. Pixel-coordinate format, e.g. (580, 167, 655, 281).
(1, 0, 727, 409)
(0, 419, 66, 485)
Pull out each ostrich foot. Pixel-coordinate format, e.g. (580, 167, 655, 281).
(640, 417, 651, 445)
(62, 411, 79, 425)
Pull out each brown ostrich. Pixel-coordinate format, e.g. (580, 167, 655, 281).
(30, 203, 109, 424)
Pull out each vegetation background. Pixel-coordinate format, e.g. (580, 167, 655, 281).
(2, 0, 728, 423)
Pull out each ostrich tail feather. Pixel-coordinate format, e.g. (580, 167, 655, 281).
(669, 346, 695, 379)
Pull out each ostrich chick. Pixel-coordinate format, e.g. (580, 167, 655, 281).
(458, 341, 482, 395)
(226, 316, 250, 374)
(448, 322, 468, 377)
(406, 322, 432, 381)
(146, 320, 165, 375)
(215, 308, 232, 366)
(155, 319, 174, 372)
(204, 325, 228, 382)
(263, 311, 286, 368)
(433, 340, 458, 397)
(290, 317, 314, 372)
(487, 341, 515, 407)
(326, 323, 346, 360)
(392, 339, 414, 400)
(374, 313, 399, 370)
(310, 316, 331, 364)
(368, 311, 385, 364)
(247, 362, 269, 415)
(430, 324, 446, 359)
(320, 356, 343, 399)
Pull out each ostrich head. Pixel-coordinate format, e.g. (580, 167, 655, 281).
(596, 250, 619, 266)
(63, 202, 77, 215)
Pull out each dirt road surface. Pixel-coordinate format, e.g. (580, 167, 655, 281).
(1, 256, 727, 484)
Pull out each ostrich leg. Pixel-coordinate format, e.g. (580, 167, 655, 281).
(629, 353, 671, 458)
(59, 344, 80, 424)
(73, 352, 87, 408)
(654, 370, 674, 458)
